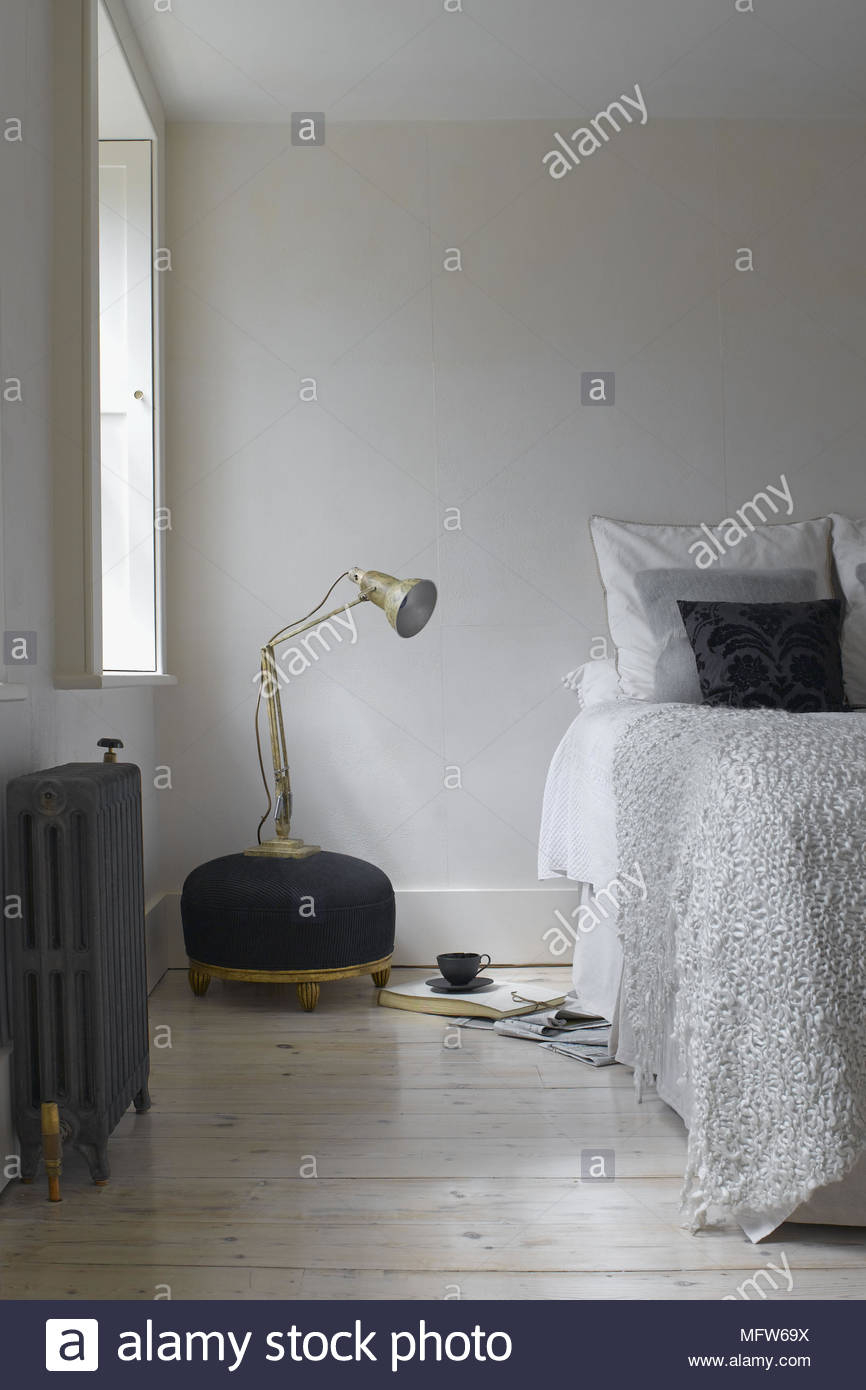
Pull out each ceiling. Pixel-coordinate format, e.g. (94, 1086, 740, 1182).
(120, 0, 866, 122)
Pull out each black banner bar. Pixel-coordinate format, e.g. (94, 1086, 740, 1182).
(0, 1298, 855, 1386)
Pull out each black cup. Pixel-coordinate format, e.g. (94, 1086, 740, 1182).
(436, 952, 491, 987)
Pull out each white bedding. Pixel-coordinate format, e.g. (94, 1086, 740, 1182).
(539, 699, 646, 1019)
(539, 698, 650, 889)
(539, 700, 866, 1238)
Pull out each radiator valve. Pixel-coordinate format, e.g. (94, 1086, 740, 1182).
(97, 737, 124, 764)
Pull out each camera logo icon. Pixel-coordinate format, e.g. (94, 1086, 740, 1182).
(45, 1320, 99, 1372)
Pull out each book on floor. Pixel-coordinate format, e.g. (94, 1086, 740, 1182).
(377, 978, 566, 1019)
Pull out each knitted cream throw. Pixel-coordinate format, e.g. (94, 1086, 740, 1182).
(613, 705, 866, 1231)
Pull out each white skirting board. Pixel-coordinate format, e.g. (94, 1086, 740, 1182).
(145, 894, 183, 993)
(146, 887, 584, 980)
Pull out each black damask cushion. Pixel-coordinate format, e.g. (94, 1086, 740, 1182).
(677, 599, 847, 713)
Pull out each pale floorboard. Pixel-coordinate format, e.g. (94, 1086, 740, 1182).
(0, 967, 863, 1300)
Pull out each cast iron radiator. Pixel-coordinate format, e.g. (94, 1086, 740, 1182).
(5, 755, 151, 1197)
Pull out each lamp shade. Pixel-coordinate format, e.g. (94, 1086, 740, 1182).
(348, 568, 437, 638)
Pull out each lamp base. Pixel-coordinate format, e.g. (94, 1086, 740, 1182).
(244, 837, 322, 859)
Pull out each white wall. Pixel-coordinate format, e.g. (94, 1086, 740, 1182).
(0, 0, 160, 1182)
(158, 113, 866, 959)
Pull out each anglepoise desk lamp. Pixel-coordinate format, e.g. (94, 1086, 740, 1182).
(247, 566, 437, 859)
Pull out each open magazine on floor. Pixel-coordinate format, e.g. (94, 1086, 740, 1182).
(493, 1007, 608, 1040)
(539, 1039, 617, 1067)
(456, 999, 616, 1066)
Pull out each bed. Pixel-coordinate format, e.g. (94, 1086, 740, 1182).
(539, 511, 866, 1241)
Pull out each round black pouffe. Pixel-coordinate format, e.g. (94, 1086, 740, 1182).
(181, 852, 395, 1011)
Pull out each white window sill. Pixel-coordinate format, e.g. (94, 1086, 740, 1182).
(0, 684, 28, 701)
(54, 672, 178, 690)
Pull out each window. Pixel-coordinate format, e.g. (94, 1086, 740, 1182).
(98, 138, 157, 671)
(52, 0, 170, 687)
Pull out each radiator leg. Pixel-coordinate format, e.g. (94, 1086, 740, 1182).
(296, 981, 320, 1012)
(41, 1103, 62, 1203)
(78, 1142, 110, 1186)
(188, 967, 211, 997)
(134, 1084, 151, 1113)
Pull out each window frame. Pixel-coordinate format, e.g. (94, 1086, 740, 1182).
(53, 0, 173, 690)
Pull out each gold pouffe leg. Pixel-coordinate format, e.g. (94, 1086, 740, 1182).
(41, 1102, 62, 1203)
(188, 967, 211, 997)
(296, 981, 320, 1012)
(371, 966, 391, 987)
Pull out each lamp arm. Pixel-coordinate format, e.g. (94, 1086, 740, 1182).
(267, 594, 367, 650)
(248, 564, 435, 856)
(254, 591, 369, 845)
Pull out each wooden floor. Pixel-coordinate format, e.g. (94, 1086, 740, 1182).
(0, 967, 864, 1300)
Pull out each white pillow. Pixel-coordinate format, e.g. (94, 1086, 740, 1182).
(830, 516, 866, 707)
(561, 658, 624, 709)
(590, 514, 835, 702)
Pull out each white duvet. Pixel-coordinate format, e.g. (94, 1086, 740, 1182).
(539, 699, 866, 1236)
(539, 698, 649, 889)
(539, 698, 647, 1020)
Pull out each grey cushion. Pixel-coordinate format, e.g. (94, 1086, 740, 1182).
(634, 568, 819, 702)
